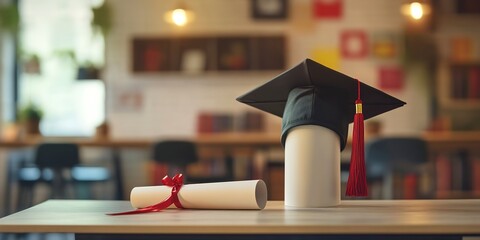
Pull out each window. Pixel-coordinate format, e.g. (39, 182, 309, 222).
(19, 0, 105, 136)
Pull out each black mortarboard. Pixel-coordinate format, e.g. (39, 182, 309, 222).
(236, 58, 405, 151)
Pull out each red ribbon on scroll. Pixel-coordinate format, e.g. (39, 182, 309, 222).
(107, 174, 184, 215)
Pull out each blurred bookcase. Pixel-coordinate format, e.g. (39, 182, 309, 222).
(434, 150, 480, 199)
(431, 3, 480, 198)
(424, 131, 480, 199)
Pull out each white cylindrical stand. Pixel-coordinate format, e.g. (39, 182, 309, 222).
(284, 125, 341, 208)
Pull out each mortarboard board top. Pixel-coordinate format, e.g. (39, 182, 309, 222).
(236, 58, 406, 150)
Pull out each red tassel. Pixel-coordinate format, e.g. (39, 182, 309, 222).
(346, 80, 368, 197)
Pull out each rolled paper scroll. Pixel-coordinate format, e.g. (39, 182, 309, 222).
(131, 179, 268, 210)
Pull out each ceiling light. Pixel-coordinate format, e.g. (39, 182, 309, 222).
(401, 1, 431, 20)
(164, 3, 194, 27)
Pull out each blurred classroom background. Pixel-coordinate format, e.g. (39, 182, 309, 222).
(1, 0, 480, 217)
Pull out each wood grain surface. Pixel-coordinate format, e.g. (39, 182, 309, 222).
(0, 200, 479, 234)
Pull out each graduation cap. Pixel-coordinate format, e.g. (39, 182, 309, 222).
(237, 58, 405, 197)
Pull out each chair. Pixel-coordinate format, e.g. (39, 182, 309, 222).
(152, 140, 234, 184)
(16, 143, 110, 210)
(365, 137, 428, 199)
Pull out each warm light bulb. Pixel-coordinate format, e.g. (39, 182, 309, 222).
(409, 2, 424, 20)
(401, 1, 431, 21)
(171, 8, 188, 26)
(164, 7, 194, 27)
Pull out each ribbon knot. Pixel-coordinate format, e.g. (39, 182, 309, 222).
(161, 174, 184, 209)
(108, 174, 184, 215)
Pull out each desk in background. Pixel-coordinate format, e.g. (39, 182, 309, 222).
(0, 199, 479, 239)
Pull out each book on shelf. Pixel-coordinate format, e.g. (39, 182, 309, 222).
(450, 153, 465, 191)
(473, 157, 480, 192)
(197, 112, 214, 133)
(435, 151, 479, 198)
(450, 37, 473, 62)
(460, 151, 472, 191)
(436, 154, 452, 192)
(197, 111, 264, 134)
(451, 65, 480, 100)
(235, 111, 265, 132)
(265, 162, 284, 200)
(197, 112, 234, 133)
(212, 114, 234, 133)
(403, 174, 418, 199)
(468, 67, 480, 99)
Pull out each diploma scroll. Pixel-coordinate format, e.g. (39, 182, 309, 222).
(131, 179, 268, 210)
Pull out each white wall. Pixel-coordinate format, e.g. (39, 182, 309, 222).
(105, 0, 430, 139)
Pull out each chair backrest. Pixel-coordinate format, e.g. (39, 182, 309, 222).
(152, 141, 197, 167)
(365, 137, 427, 178)
(35, 143, 80, 169)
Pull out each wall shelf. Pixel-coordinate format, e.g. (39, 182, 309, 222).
(131, 35, 286, 74)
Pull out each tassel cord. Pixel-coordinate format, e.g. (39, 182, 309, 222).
(345, 79, 368, 197)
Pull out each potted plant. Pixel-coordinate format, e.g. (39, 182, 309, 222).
(23, 54, 41, 74)
(76, 61, 101, 80)
(18, 102, 43, 135)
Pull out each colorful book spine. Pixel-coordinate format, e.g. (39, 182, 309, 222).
(451, 65, 480, 100)
(473, 158, 480, 193)
(197, 112, 213, 133)
(451, 68, 464, 99)
(435, 154, 452, 193)
(403, 174, 418, 199)
(469, 67, 480, 99)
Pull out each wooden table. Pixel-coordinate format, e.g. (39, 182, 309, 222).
(0, 200, 479, 239)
